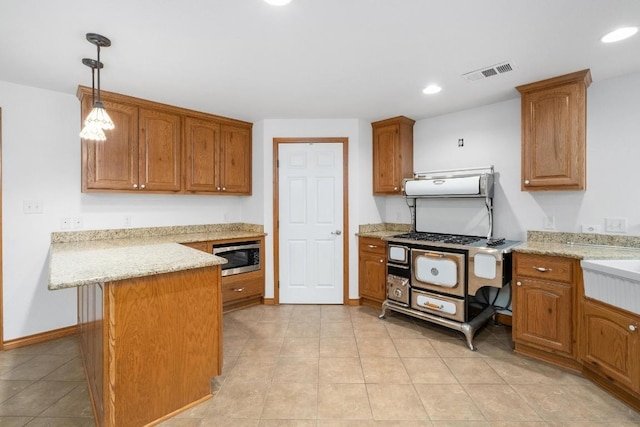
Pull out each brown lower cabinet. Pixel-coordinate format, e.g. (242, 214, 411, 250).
(182, 236, 265, 312)
(78, 266, 222, 427)
(513, 251, 640, 411)
(358, 236, 387, 307)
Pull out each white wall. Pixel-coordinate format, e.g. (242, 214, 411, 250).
(383, 71, 640, 241)
(0, 81, 249, 340)
(255, 119, 373, 301)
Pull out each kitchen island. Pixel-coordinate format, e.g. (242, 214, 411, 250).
(48, 225, 255, 427)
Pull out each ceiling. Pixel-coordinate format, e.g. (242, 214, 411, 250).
(1, 0, 639, 123)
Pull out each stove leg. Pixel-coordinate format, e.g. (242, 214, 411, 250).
(460, 323, 477, 351)
(378, 301, 388, 319)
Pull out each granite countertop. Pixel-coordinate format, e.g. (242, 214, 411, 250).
(49, 223, 265, 290)
(356, 223, 412, 239)
(514, 231, 640, 260)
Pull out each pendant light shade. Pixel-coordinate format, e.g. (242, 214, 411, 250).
(80, 33, 113, 140)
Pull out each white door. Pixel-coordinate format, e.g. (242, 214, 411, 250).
(278, 142, 344, 304)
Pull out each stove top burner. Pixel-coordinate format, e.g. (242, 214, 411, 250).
(393, 232, 482, 245)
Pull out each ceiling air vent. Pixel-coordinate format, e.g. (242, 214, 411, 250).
(462, 61, 516, 82)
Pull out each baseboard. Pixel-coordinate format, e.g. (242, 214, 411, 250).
(347, 298, 361, 306)
(2, 325, 78, 351)
(263, 298, 276, 305)
(495, 313, 512, 327)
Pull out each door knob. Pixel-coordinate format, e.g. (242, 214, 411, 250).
(331, 230, 342, 235)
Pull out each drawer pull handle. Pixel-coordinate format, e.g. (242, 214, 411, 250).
(533, 266, 552, 272)
(424, 302, 444, 310)
(232, 287, 245, 292)
(368, 244, 378, 248)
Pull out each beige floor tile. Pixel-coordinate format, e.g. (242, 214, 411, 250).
(0, 380, 79, 417)
(361, 357, 411, 384)
(564, 382, 640, 423)
(39, 383, 93, 418)
(366, 383, 428, 420)
(225, 356, 278, 384)
(260, 420, 316, 427)
(0, 355, 76, 381)
(393, 338, 439, 358)
(240, 338, 284, 357)
(42, 357, 86, 382)
(0, 380, 33, 404)
(280, 337, 320, 357)
(286, 321, 321, 338)
(353, 322, 391, 339)
(320, 321, 355, 338)
(260, 306, 294, 323)
(207, 381, 269, 419)
(484, 356, 555, 385)
(223, 335, 250, 357)
(319, 336, 359, 357)
(402, 358, 458, 384)
(319, 357, 364, 384)
(317, 383, 372, 420)
(0, 416, 35, 427)
(260, 382, 317, 419)
(356, 336, 399, 357)
(414, 383, 484, 421)
(157, 418, 206, 427)
(317, 420, 378, 427)
(384, 318, 425, 339)
(430, 339, 483, 358)
(376, 422, 432, 426)
(19, 417, 96, 427)
(8, 337, 79, 357)
(321, 305, 353, 322)
(250, 322, 290, 340)
(272, 357, 319, 384)
(442, 358, 505, 384)
(0, 354, 35, 377)
(464, 384, 541, 422)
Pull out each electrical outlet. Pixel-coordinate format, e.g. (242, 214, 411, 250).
(543, 215, 555, 230)
(23, 200, 44, 214)
(60, 217, 71, 229)
(124, 215, 132, 227)
(605, 217, 627, 233)
(581, 224, 601, 233)
(73, 217, 83, 229)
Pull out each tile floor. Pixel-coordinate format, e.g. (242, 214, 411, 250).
(1, 304, 639, 426)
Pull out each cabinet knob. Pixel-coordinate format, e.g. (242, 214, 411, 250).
(222, 187, 226, 191)
(630, 324, 637, 332)
(533, 266, 552, 272)
(516, 281, 522, 286)
(217, 187, 221, 191)
(379, 259, 384, 263)
(133, 184, 138, 189)
(524, 179, 530, 185)
(140, 184, 146, 189)
(394, 186, 398, 191)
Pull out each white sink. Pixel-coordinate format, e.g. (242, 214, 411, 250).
(581, 259, 640, 315)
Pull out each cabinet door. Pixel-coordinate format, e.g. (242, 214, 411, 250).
(513, 277, 573, 355)
(220, 124, 252, 195)
(518, 70, 590, 191)
(82, 98, 139, 191)
(372, 123, 402, 194)
(138, 108, 181, 191)
(184, 117, 220, 192)
(582, 299, 640, 393)
(358, 238, 387, 304)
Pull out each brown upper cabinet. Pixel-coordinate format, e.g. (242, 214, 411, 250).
(78, 86, 252, 195)
(371, 116, 415, 195)
(517, 69, 592, 191)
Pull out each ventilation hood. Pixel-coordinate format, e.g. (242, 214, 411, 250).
(403, 166, 494, 198)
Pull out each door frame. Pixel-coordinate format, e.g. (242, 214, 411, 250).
(272, 137, 349, 305)
(1, 108, 4, 348)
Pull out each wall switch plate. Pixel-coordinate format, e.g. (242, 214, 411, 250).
(605, 217, 627, 233)
(543, 215, 555, 230)
(23, 200, 43, 214)
(581, 224, 601, 233)
(123, 215, 132, 227)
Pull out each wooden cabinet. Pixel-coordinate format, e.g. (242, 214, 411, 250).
(512, 253, 579, 368)
(358, 237, 387, 307)
(78, 86, 252, 195)
(517, 69, 591, 191)
(371, 116, 414, 195)
(184, 118, 252, 195)
(182, 236, 265, 311)
(78, 267, 222, 426)
(581, 299, 640, 395)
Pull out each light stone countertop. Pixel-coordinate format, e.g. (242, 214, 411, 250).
(48, 224, 266, 291)
(514, 231, 640, 260)
(356, 223, 412, 239)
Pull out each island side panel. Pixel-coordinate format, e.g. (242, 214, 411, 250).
(102, 266, 221, 427)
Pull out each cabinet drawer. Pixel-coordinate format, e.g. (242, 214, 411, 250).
(222, 276, 263, 302)
(514, 253, 573, 283)
(359, 237, 386, 255)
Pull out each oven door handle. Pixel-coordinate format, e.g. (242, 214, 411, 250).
(424, 252, 445, 258)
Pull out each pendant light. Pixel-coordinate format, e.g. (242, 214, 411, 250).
(80, 33, 114, 140)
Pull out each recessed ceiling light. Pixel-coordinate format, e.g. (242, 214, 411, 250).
(422, 84, 442, 95)
(601, 26, 638, 43)
(264, 0, 292, 5)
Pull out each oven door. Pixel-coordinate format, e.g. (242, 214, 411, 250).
(467, 248, 511, 296)
(411, 248, 466, 297)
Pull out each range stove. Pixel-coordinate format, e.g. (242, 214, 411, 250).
(380, 230, 520, 351)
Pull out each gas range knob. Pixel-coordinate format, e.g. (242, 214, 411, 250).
(394, 289, 403, 298)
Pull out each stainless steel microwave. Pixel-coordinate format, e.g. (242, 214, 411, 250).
(212, 241, 261, 276)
